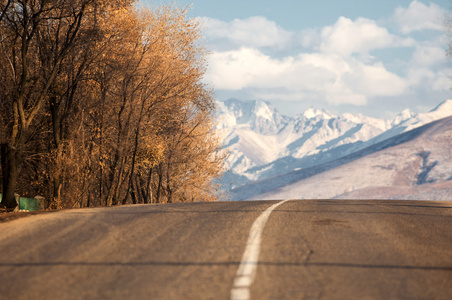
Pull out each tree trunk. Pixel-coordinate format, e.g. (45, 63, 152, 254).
(144, 167, 153, 204)
(0, 144, 19, 210)
(166, 162, 172, 203)
(99, 87, 106, 205)
(134, 176, 146, 204)
(114, 161, 125, 205)
(156, 163, 163, 203)
(52, 176, 62, 209)
(50, 121, 64, 208)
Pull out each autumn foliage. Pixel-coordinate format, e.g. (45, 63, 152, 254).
(0, 0, 224, 209)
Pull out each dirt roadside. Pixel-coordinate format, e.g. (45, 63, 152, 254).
(0, 208, 59, 223)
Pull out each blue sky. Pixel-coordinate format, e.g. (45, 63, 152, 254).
(141, 0, 452, 118)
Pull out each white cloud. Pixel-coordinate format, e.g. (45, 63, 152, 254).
(206, 48, 407, 106)
(406, 44, 451, 93)
(407, 67, 452, 91)
(411, 45, 447, 67)
(393, 0, 445, 34)
(201, 2, 451, 115)
(296, 28, 322, 49)
(206, 48, 293, 90)
(199, 16, 292, 50)
(201, 15, 415, 56)
(343, 61, 408, 96)
(320, 17, 414, 55)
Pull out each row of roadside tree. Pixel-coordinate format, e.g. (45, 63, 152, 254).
(0, 0, 225, 210)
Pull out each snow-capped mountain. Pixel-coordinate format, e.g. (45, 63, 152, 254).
(217, 99, 452, 194)
(237, 115, 452, 201)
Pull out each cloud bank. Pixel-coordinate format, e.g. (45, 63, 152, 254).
(393, 0, 445, 34)
(200, 0, 451, 116)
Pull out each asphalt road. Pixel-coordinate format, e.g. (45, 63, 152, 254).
(0, 200, 451, 300)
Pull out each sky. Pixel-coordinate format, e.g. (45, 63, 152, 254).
(141, 0, 452, 118)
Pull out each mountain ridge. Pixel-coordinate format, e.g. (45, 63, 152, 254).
(217, 99, 452, 198)
(244, 116, 452, 201)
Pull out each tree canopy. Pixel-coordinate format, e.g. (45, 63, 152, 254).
(0, 0, 225, 210)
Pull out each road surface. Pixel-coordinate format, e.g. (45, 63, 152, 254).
(0, 200, 451, 299)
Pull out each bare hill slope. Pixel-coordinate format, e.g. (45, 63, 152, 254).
(231, 116, 452, 200)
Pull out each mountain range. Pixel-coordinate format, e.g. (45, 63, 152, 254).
(216, 98, 452, 200)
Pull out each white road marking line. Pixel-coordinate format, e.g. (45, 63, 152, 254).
(230, 199, 291, 300)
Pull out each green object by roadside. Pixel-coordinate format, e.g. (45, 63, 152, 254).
(18, 197, 41, 211)
(0, 194, 42, 211)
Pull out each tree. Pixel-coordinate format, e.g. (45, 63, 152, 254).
(159, 105, 225, 203)
(0, 2, 225, 210)
(0, 0, 97, 209)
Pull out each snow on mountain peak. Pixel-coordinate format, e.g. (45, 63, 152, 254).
(254, 100, 274, 121)
(390, 99, 452, 132)
(392, 108, 414, 126)
(430, 99, 452, 115)
(302, 107, 334, 120)
(215, 101, 237, 129)
(216, 98, 451, 191)
(341, 113, 390, 131)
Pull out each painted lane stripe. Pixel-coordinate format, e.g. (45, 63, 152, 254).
(230, 199, 291, 300)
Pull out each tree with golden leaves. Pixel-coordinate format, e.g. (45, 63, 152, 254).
(0, 0, 100, 209)
(0, 1, 225, 210)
